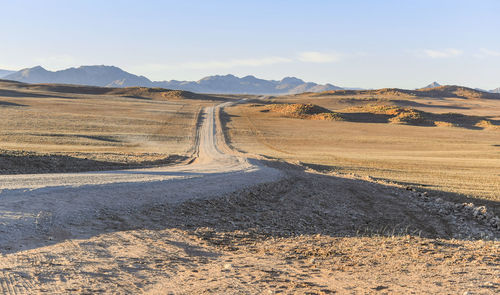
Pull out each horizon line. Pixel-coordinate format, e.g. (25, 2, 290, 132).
(1, 64, 498, 91)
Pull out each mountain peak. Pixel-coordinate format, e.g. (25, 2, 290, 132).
(78, 65, 118, 69)
(21, 66, 48, 73)
(241, 75, 258, 80)
(421, 82, 441, 89)
(198, 74, 237, 82)
(280, 77, 305, 85)
(15, 66, 49, 78)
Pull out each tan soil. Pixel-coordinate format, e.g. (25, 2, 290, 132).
(0, 85, 498, 294)
(0, 166, 498, 294)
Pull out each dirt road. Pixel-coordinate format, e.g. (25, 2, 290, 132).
(0, 102, 282, 252)
(0, 101, 499, 294)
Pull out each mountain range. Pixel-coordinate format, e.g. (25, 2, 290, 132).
(1, 66, 499, 95)
(2, 65, 342, 95)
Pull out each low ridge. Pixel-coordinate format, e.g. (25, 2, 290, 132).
(0, 79, 222, 101)
(313, 85, 500, 100)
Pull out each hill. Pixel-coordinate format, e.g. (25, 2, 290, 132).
(4, 66, 342, 94)
(312, 85, 500, 99)
(0, 79, 223, 101)
(491, 87, 500, 93)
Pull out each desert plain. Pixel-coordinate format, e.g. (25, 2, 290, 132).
(0, 80, 498, 294)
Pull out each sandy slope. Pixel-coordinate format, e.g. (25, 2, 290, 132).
(0, 102, 281, 252)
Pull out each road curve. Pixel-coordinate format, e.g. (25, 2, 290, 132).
(0, 101, 282, 251)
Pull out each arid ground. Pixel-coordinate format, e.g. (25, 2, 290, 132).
(0, 81, 499, 294)
(0, 80, 226, 173)
(223, 88, 500, 202)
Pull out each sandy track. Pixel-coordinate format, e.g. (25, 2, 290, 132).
(0, 102, 282, 252)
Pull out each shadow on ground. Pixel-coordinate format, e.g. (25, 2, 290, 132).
(0, 89, 71, 99)
(2, 158, 498, 255)
(315, 110, 500, 129)
(0, 100, 26, 107)
(246, 101, 500, 130)
(0, 151, 188, 174)
(160, 160, 500, 249)
(299, 161, 500, 216)
(389, 99, 471, 110)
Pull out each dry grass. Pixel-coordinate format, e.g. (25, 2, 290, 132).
(224, 96, 500, 201)
(0, 81, 223, 170)
(3, 171, 497, 294)
(5, 226, 498, 294)
(0, 81, 498, 293)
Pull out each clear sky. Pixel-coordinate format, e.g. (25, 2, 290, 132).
(1, 0, 500, 89)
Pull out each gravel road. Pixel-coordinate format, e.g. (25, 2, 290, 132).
(0, 101, 499, 294)
(0, 102, 282, 252)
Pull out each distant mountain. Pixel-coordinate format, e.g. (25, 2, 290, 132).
(160, 75, 343, 94)
(0, 69, 15, 78)
(4, 65, 343, 94)
(490, 87, 500, 93)
(4, 65, 152, 88)
(420, 82, 441, 89)
(342, 87, 366, 90)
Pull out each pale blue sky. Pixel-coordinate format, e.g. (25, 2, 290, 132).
(1, 0, 499, 89)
